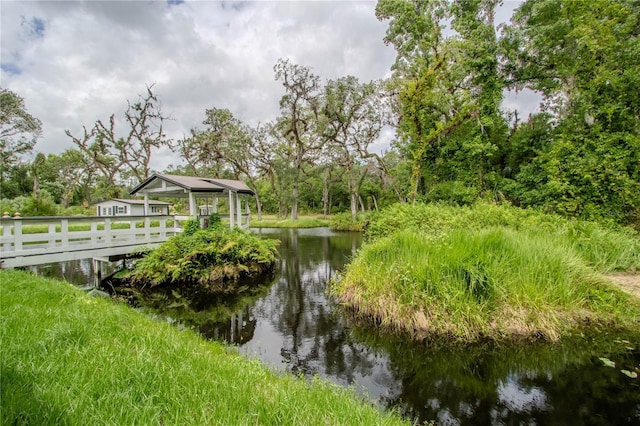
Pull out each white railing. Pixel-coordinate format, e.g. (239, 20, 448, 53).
(0, 215, 181, 268)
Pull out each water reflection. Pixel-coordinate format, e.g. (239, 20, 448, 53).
(28, 228, 640, 425)
(26, 258, 98, 286)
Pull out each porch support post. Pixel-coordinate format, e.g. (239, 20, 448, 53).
(228, 191, 235, 228)
(213, 196, 218, 213)
(236, 192, 241, 227)
(189, 191, 197, 217)
(144, 193, 149, 216)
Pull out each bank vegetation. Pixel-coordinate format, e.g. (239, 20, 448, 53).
(331, 202, 640, 343)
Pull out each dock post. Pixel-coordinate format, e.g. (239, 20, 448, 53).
(92, 257, 110, 288)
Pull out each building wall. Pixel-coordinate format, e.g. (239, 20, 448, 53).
(95, 200, 168, 216)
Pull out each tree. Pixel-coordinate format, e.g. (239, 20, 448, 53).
(65, 85, 170, 196)
(202, 108, 266, 219)
(0, 88, 42, 195)
(38, 149, 92, 208)
(274, 59, 323, 219)
(322, 76, 385, 219)
(377, 0, 510, 202)
(502, 0, 640, 222)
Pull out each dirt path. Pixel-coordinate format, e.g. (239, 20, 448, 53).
(605, 273, 640, 299)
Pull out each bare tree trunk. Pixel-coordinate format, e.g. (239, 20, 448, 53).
(358, 194, 366, 212)
(372, 194, 379, 211)
(254, 193, 263, 220)
(322, 174, 329, 217)
(350, 192, 358, 221)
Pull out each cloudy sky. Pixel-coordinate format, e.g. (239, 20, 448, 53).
(2, 0, 527, 171)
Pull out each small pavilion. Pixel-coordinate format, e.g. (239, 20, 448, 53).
(130, 173, 254, 228)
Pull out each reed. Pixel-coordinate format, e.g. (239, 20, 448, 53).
(1, 270, 408, 426)
(364, 202, 639, 273)
(332, 227, 639, 342)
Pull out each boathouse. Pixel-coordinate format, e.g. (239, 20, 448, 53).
(130, 173, 254, 228)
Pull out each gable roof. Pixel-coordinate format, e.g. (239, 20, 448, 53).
(94, 199, 171, 206)
(130, 173, 254, 196)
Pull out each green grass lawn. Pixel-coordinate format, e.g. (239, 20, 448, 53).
(251, 215, 331, 228)
(0, 270, 408, 425)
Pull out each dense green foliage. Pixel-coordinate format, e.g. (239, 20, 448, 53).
(1, 270, 408, 425)
(376, 0, 640, 225)
(332, 203, 640, 342)
(130, 220, 279, 291)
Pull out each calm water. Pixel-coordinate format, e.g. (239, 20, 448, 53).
(30, 228, 640, 425)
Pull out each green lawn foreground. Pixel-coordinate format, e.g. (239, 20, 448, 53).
(0, 270, 407, 426)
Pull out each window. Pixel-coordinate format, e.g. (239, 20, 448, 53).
(102, 207, 107, 215)
(117, 206, 126, 214)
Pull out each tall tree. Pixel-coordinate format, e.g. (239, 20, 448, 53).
(377, 0, 509, 202)
(274, 59, 322, 219)
(377, 0, 471, 202)
(65, 85, 170, 196)
(502, 0, 640, 222)
(0, 88, 42, 195)
(322, 76, 385, 219)
(203, 108, 266, 219)
(38, 149, 91, 208)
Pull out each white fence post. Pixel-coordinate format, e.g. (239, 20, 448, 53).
(60, 219, 69, 247)
(14, 220, 23, 251)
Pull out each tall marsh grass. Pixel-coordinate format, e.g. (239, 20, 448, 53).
(365, 202, 640, 273)
(332, 202, 640, 342)
(1, 270, 408, 425)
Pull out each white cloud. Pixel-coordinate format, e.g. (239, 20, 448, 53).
(1, 0, 396, 171)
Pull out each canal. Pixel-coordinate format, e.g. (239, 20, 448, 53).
(29, 228, 640, 425)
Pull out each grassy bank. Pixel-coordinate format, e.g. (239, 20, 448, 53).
(0, 270, 407, 425)
(251, 215, 330, 228)
(331, 202, 640, 342)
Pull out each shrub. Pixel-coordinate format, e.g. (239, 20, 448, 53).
(131, 226, 279, 292)
(330, 211, 372, 232)
(182, 218, 200, 236)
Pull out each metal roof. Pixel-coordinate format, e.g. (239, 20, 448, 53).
(93, 199, 171, 206)
(130, 173, 254, 196)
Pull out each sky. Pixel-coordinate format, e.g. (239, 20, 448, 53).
(1, 0, 529, 172)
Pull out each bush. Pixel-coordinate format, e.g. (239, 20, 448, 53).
(208, 213, 222, 229)
(20, 192, 59, 216)
(423, 181, 479, 206)
(330, 211, 371, 232)
(182, 218, 200, 236)
(131, 226, 279, 292)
